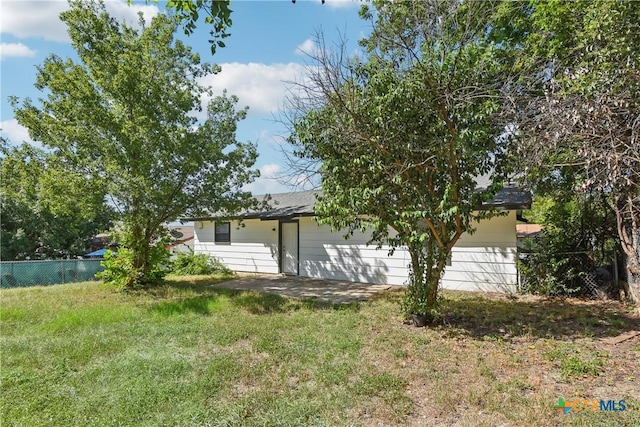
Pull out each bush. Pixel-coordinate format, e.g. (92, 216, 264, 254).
(170, 250, 233, 276)
(97, 241, 171, 290)
(518, 234, 592, 296)
(518, 193, 619, 297)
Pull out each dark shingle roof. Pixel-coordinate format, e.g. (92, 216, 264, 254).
(481, 186, 532, 210)
(187, 185, 530, 221)
(238, 190, 318, 219)
(185, 191, 318, 221)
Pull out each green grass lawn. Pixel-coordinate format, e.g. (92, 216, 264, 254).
(1, 276, 639, 426)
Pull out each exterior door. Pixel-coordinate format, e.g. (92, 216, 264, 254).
(281, 221, 299, 275)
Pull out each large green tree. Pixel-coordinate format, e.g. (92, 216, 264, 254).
(0, 141, 114, 260)
(289, 0, 513, 320)
(11, 0, 258, 288)
(498, 0, 640, 305)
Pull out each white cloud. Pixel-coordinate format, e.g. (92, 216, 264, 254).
(244, 162, 319, 195)
(0, 43, 36, 60)
(0, 1, 69, 42)
(323, 0, 361, 10)
(200, 62, 309, 115)
(255, 128, 291, 148)
(244, 163, 291, 195)
(104, 1, 160, 28)
(260, 163, 282, 178)
(0, 1, 159, 42)
(0, 119, 35, 146)
(295, 38, 319, 57)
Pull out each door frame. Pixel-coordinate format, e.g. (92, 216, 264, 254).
(279, 220, 299, 275)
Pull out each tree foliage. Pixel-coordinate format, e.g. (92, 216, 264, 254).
(0, 141, 114, 260)
(136, 0, 232, 54)
(519, 192, 620, 297)
(146, 0, 325, 55)
(11, 0, 258, 288)
(499, 0, 640, 303)
(288, 0, 512, 318)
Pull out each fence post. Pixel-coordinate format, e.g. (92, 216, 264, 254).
(613, 249, 619, 294)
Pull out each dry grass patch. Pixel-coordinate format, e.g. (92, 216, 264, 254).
(362, 290, 639, 426)
(1, 279, 639, 426)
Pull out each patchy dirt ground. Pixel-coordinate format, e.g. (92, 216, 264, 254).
(190, 275, 639, 425)
(379, 291, 640, 426)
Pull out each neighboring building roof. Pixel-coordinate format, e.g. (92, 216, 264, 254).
(242, 190, 318, 219)
(187, 191, 318, 221)
(169, 225, 194, 241)
(85, 248, 109, 257)
(168, 225, 195, 248)
(516, 224, 543, 238)
(187, 185, 531, 221)
(479, 186, 532, 210)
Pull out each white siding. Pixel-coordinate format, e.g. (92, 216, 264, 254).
(441, 212, 518, 292)
(298, 216, 408, 285)
(194, 219, 280, 274)
(194, 212, 519, 293)
(297, 213, 518, 292)
(300, 217, 406, 284)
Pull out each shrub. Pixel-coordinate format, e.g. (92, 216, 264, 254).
(97, 240, 171, 290)
(170, 250, 233, 276)
(518, 235, 591, 296)
(518, 193, 620, 297)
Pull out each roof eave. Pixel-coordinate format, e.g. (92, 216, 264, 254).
(481, 202, 532, 211)
(184, 211, 316, 222)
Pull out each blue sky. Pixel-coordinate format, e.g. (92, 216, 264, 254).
(0, 0, 369, 194)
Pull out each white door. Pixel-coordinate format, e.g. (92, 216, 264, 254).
(281, 222, 299, 275)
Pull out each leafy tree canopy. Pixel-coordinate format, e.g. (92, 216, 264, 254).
(11, 0, 258, 288)
(133, 0, 232, 54)
(289, 0, 514, 318)
(498, 0, 640, 304)
(0, 141, 114, 260)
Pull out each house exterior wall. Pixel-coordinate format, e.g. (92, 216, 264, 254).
(297, 216, 409, 285)
(442, 212, 518, 292)
(194, 219, 280, 274)
(193, 211, 518, 293)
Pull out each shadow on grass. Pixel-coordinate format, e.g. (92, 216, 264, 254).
(438, 295, 640, 341)
(149, 276, 351, 316)
(151, 296, 214, 316)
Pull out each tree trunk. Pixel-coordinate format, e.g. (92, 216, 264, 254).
(614, 194, 640, 309)
(624, 228, 640, 308)
(125, 220, 151, 289)
(627, 270, 640, 308)
(404, 238, 448, 324)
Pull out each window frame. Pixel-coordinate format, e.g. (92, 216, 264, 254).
(214, 221, 231, 243)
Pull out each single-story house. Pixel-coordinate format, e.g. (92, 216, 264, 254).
(187, 186, 531, 293)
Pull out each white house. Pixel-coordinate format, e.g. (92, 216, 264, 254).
(189, 187, 531, 293)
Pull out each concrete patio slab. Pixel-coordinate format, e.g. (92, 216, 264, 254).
(211, 274, 399, 304)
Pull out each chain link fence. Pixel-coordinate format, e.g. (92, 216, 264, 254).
(0, 259, 104, 288)
(517, 250, 620, 298)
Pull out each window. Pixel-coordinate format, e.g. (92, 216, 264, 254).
(214, 221, 231, 243)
